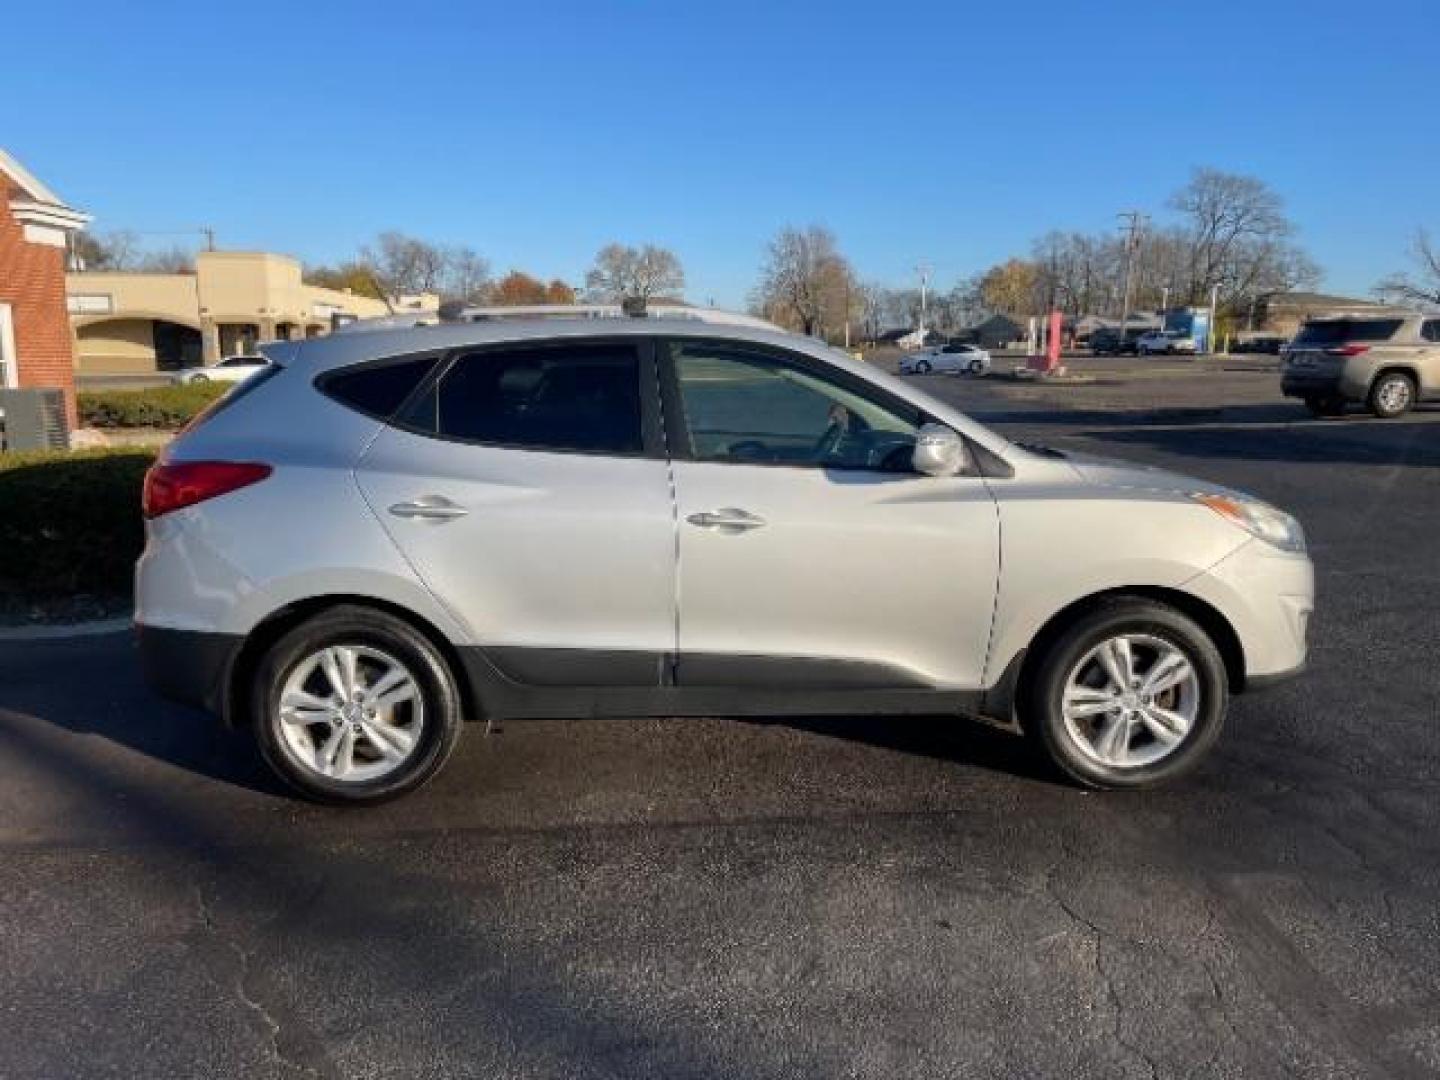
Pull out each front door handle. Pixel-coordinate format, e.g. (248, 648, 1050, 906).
(686, 507, 767, 531)
(388, 496, 468, 521)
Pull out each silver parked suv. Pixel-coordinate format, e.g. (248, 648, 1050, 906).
(136, 306, 1313, 804)
(1281, 311, 1440, 418)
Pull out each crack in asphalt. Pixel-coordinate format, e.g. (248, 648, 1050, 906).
(192, 884, 334, 1080)
(1042, 867, 1163, 1080)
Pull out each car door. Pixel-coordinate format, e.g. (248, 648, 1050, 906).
(661, 337, 1000, 689)
(354, 337, 676, 684)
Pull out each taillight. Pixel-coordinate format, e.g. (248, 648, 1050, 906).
(1324, 344, 1371, 357)
(142, 461, 272, 518)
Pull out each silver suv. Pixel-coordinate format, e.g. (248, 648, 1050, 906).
(136, 307, 1313, 804)
(1281, 311, 1440, 418)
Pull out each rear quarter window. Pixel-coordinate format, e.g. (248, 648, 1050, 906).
(318, 354, 441, 419)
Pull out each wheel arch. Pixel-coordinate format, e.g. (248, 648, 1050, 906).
(1368, 364, 1419, 392)
(987, 585, 1246, 726)
(223, 594, 479, 729)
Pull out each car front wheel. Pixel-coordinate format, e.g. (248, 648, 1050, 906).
(252, 605, 464, 804)
(1021, 599, 1228, 789)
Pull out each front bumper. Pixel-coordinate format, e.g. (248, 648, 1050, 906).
(136, 622, 243, 720)
(1184, 540, 1314, 691)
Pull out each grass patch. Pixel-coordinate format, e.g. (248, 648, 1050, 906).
(0, 447, 156, 607)
(78, 382, 227, 429)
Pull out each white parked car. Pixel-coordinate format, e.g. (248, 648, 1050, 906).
(172, 355, 272, 385)
(899, 343, 992, 376)
(136, 305, 1311, 803)
(1136, 331, 1198, 356)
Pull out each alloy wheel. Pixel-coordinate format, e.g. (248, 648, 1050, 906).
(1377, 377, 1413, 415)
(275, 644, 425, 783)
(1060, 633, 1199, 769)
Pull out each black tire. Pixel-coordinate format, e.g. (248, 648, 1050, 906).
(1368, 371, 1416, 419)
(1303, 395, 1345, 418)
(916, 358, 932, 374)
(1020, 599, 1229, 790)
(252, 605, 464, 805)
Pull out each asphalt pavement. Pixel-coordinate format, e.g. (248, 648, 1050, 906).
(2, 363, 1438, 1079)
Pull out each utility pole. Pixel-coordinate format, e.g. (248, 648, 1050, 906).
(1116, 211, 1147, 339)
(915, 261, 932, 335)
(202, 226, 216, 252)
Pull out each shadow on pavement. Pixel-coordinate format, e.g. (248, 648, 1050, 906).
(0, 633, 285, 798)
(965, 402, 1305, 428)
(1081, 418, 1440, 468)
(763, 714, 1060, 786)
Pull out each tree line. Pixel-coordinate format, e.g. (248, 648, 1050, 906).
(71, 163, 1437, 343)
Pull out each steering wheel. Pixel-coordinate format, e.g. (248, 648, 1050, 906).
(812, 408, 871, 461)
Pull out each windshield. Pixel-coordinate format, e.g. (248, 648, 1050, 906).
(1293, 318, 1404, 346)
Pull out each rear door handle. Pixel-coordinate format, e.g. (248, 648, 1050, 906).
(388, 496, 468, 521)
(686, 508, 767, 531)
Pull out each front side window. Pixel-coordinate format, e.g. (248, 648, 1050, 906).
(1422, 320, 1440, 343)
(669, 341, 920, 471)
(402, 343, 643, 455)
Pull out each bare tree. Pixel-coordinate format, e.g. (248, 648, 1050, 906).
(1168, 168, 1318, 306)
(134, 247, 196, 274)
(71, 229, 142, 270)
(361, 232, 450, 296)
(754, 225, 855, 338)
(441, 245, 492, 303)
(584, 243, 685, 302)
(1376, 230, 1440, 307)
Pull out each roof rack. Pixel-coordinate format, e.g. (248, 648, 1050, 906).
(332, 302, 781, 335)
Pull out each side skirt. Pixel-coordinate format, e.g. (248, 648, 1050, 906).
(461, 647, 990, 721)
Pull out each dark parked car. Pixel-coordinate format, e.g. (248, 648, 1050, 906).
(1090, 328, 1145, 356)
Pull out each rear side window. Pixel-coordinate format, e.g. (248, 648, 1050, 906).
(1292, 319, 1404, 346)
(401, 344, 643, 455)
(320, 354, 440, 419)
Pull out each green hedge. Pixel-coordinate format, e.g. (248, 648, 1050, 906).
(78, 382, 228, 429)
(0, 448, 156, 601)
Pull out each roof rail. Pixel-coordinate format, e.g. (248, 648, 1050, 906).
(332, 302, 780, 335)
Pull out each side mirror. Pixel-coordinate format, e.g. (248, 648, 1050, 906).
(911, 423, 968, 477)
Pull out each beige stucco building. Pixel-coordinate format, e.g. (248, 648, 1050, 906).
(66, 251, 404, 375)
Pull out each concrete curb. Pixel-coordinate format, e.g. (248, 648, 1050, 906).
(0, 617, 132, 642)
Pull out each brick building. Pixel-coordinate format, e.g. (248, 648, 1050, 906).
(0, 149, 90, 428)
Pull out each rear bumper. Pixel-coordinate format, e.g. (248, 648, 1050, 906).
(1280, 371, 1344, 399)
(135, 622, 242, 719)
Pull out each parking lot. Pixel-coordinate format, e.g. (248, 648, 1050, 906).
(3, 360, 1438, 1079)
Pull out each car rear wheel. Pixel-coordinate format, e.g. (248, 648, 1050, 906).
(252, 605, 464, 805)
(1021, 599, 1228, 789)
(915, 358, 932, 374)
(1368, 372, 1416, 419)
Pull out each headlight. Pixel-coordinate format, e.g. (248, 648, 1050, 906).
(1193, 493, 1306, 554)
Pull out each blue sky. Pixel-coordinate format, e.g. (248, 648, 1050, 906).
(6, 0, 1436, 306)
